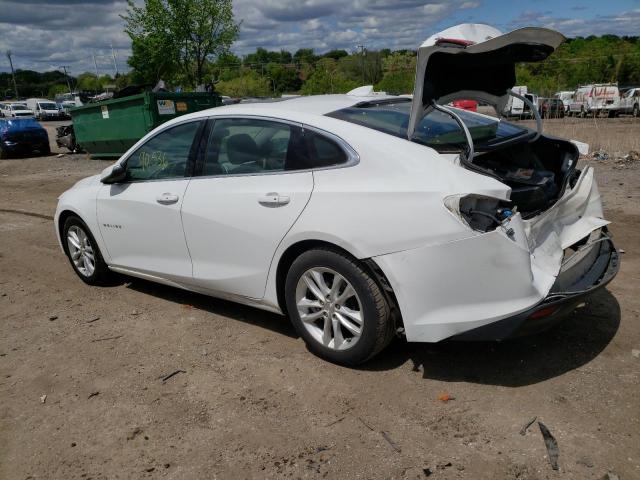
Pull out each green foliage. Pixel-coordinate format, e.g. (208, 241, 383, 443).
(0, 69, 69, 99)
(76, 72, 100, 91)
(216, 69, 271, 97)
(376, 52, 416, 94)
(122, 0, 239, 87)
(293, 48, 318, 65)
(300, 58, 358, 95)
(48, 84, 69, 98)
(265, 63, 301, 94)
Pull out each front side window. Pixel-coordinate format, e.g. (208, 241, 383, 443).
(126, 121, 201, 182)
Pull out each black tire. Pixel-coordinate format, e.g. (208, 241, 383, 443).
(0, 147, 7, 159)
(633, 105, 639, 118)
(62, 216, 112, 285)
(285, 248, 394, 366)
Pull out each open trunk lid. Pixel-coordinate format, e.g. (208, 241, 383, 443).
(408, 24, 565, 139)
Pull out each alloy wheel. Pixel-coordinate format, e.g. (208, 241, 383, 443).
(67, 225, 96, 277)
(295, 267, 363, 351)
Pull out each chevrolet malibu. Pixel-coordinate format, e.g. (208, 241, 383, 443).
(55, 24, 619, 365)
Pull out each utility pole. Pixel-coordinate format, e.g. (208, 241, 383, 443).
(357, 45, 365, 85)
(110, 44, 119, 77)
(92, 52, 99, 93)
(6, 50, 19, 99)
(60, 65, 72, 93)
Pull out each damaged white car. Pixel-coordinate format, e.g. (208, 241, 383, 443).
(55, 24, 619, 365)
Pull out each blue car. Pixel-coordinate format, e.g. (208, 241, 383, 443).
(0, 117, 50, 158)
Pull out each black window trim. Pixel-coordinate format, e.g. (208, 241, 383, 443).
(115, 118, 207, 184)
(191, 114, 359, 179)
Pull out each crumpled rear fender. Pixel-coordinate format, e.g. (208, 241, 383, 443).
(373, 166, 612, 342)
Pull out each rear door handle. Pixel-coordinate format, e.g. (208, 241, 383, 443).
(156, 193, 179, 205)
(258, 192, 290, 207)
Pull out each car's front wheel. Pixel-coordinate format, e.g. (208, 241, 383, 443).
(62, 216, 112, 285)
(285, 248, 395, 366)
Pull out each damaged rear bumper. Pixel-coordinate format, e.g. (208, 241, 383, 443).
(452, 234, 619, 340)
(373, 166, 619, 343)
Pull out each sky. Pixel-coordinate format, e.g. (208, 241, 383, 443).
(0, 0, 638, 76)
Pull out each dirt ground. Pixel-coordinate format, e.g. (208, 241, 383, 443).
(1, 119, 639, 479)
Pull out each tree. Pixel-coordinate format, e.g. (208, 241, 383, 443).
(122, 0, 240, 87)
(376, 52, 416, 94)
(48, 84, 69, 98)
(76, 72, 100, 91)
(216, 69, 271, 97)
(293, 48, 317, 65)
(301, 58, 358, 94)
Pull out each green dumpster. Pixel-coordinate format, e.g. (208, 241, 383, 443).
(70, 91, 221, 158)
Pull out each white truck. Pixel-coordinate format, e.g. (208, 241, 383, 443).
(26, 98, 62, 120)
(618, 87, 640, 117)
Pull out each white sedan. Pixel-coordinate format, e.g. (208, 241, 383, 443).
(55, 24, 619, 365)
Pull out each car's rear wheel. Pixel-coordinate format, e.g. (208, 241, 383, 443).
(633, 104, 639, 118)
(63, 216, 112, 285)
(285, 248, 394, 365)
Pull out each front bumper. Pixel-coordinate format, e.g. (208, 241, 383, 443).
(2, 140, 49, 155)
(452, 234, 619, 340)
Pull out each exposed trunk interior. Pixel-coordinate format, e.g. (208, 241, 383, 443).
(470, 136, 580, 218)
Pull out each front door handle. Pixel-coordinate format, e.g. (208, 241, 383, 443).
(156, 192, 179, 205)
(258, 192, 290, 207)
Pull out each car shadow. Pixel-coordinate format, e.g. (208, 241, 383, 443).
(123, 277, 298, 339)
(363, 289, 621, 387)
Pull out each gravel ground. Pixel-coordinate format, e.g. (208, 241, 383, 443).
(0, 121, 639, 479)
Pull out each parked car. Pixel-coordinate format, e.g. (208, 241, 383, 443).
(26, 98, 62, 120)
(0, 117, 50, 158)
(554, 91, 574, 113)
(55, 24, 618, 365)
(1, 102, 34, 118)
(538, 97, 565, 118)
(618, 87, 640, 117)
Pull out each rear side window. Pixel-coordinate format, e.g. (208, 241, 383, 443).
(304, 131, 348, 168)
(203, 118, 295, 176)
(202, 118, 351, 175)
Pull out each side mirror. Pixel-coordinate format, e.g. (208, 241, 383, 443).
(100, 163, 127, 184)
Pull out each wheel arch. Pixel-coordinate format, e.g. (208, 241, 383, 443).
(274, 239, 402, 330)
(57, 209, 96, 256)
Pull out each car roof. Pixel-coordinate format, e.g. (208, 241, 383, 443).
(205, 93, 398, 118)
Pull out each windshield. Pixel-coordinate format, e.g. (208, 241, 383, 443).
(327, 100, 527, 151)
(39, 102, 57, 110)
(11, 104, 27, 109)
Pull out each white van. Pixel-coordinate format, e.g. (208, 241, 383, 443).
(568, 84, 620, 117)
(568, 86, 592, 116)
(590, 83, 620, 117)
(503, 85, 527, 117)
(26, 98, 61, 120)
